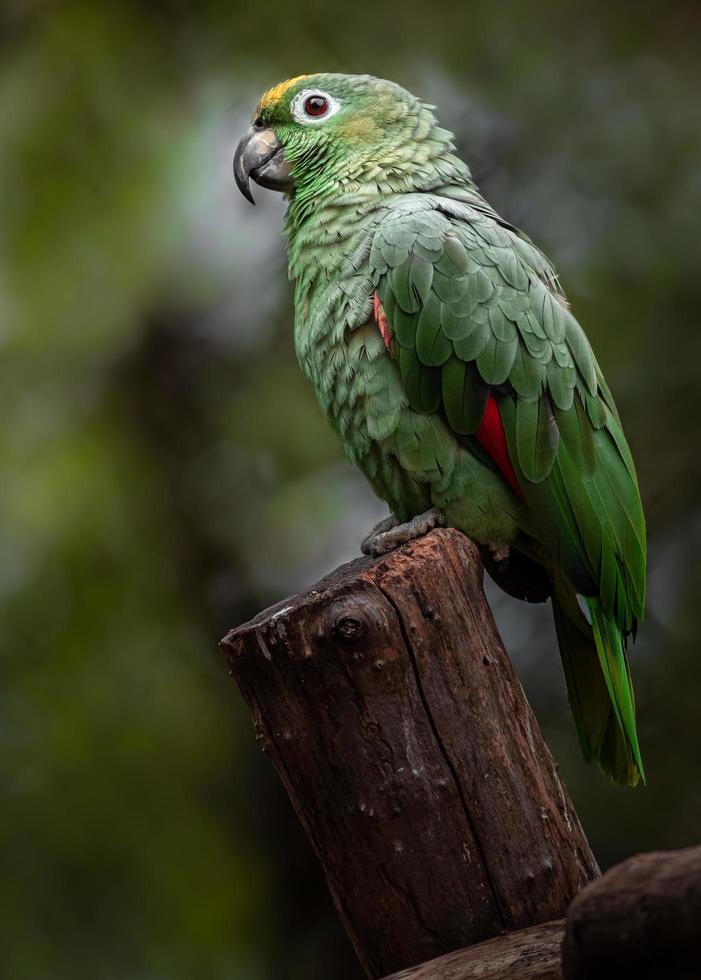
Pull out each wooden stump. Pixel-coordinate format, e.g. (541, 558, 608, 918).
(562, 845, 701, 979)
(221, 529, 598, 978)
(381, 919, 565, 980)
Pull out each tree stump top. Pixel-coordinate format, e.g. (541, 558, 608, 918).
(222, 529, 598, 977)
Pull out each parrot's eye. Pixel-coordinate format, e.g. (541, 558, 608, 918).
(304, 95, 328, 117)
(291, 89, 341, 125)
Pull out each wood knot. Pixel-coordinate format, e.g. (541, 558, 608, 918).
(324, 596, 371, 649)
(315, 595, 376, 654)
(331, 607, 369, 644)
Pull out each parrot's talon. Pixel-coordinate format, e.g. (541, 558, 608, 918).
(487, 544, 510, 565)
(361, 515, 399, 555)
(364, 508, 446, 557)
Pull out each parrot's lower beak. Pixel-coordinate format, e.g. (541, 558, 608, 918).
(234, 126, 292, 205)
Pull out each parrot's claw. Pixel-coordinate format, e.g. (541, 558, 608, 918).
(362, 508, 446, 557)
(360, 514, 399, 555)
(487, 544, 510, 565)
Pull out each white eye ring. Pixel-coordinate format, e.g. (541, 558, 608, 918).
(290, 89, 341, 125)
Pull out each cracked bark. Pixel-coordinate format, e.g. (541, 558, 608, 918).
(221, 528, 598, 979)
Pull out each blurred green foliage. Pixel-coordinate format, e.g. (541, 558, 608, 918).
(1, 1, 700, 977)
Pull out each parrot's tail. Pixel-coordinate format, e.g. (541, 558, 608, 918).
(551, 580, 644, 787)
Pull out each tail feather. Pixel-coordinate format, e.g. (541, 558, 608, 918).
(586, 596, 645, 784)
(552, 583, 643, 787)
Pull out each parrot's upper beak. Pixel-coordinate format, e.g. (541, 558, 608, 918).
(234, 126, 293, 205)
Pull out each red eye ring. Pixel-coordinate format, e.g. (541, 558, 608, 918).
(304, 95, 328, 117)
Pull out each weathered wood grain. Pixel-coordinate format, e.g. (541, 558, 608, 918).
(221, 529, 598, 978)
(381, 919, 564, 980)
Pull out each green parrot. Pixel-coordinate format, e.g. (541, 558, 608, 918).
(234, 73, 646, 787)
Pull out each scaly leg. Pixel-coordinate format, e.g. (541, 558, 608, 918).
(360, 514, 398, 555)
(487, 544, 510, 564)
(361, 508, 446, 558)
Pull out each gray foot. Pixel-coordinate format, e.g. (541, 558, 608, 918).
(360, 514, 398, 555)
(487, 544, 510, 564)
(361, 508, 446, 558)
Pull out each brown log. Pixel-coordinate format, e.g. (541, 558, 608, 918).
(562, 844, 701, 980)
(381, 919, 564, 980)
(221, 528, 598, 978)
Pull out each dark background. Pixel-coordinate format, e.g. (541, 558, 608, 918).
(2, 2, 700, 977)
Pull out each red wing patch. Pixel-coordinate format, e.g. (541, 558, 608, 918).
(375, 292, 521, 496)
(476, 395, 522, 496)
(373, 293, 393, 352)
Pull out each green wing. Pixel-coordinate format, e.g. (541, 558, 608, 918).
(369, 201, 647, 783)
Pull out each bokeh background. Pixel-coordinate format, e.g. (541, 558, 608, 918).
(2, 1, 700, 977)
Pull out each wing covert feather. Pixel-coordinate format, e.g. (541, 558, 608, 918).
(369, 204, 646, 626)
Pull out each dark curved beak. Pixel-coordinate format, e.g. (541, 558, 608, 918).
(234, 126, 293, 205)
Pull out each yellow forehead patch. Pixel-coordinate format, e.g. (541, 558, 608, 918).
(256, 75, 311, 115)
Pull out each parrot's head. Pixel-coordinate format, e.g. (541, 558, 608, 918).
(234, 73, 463, 208)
